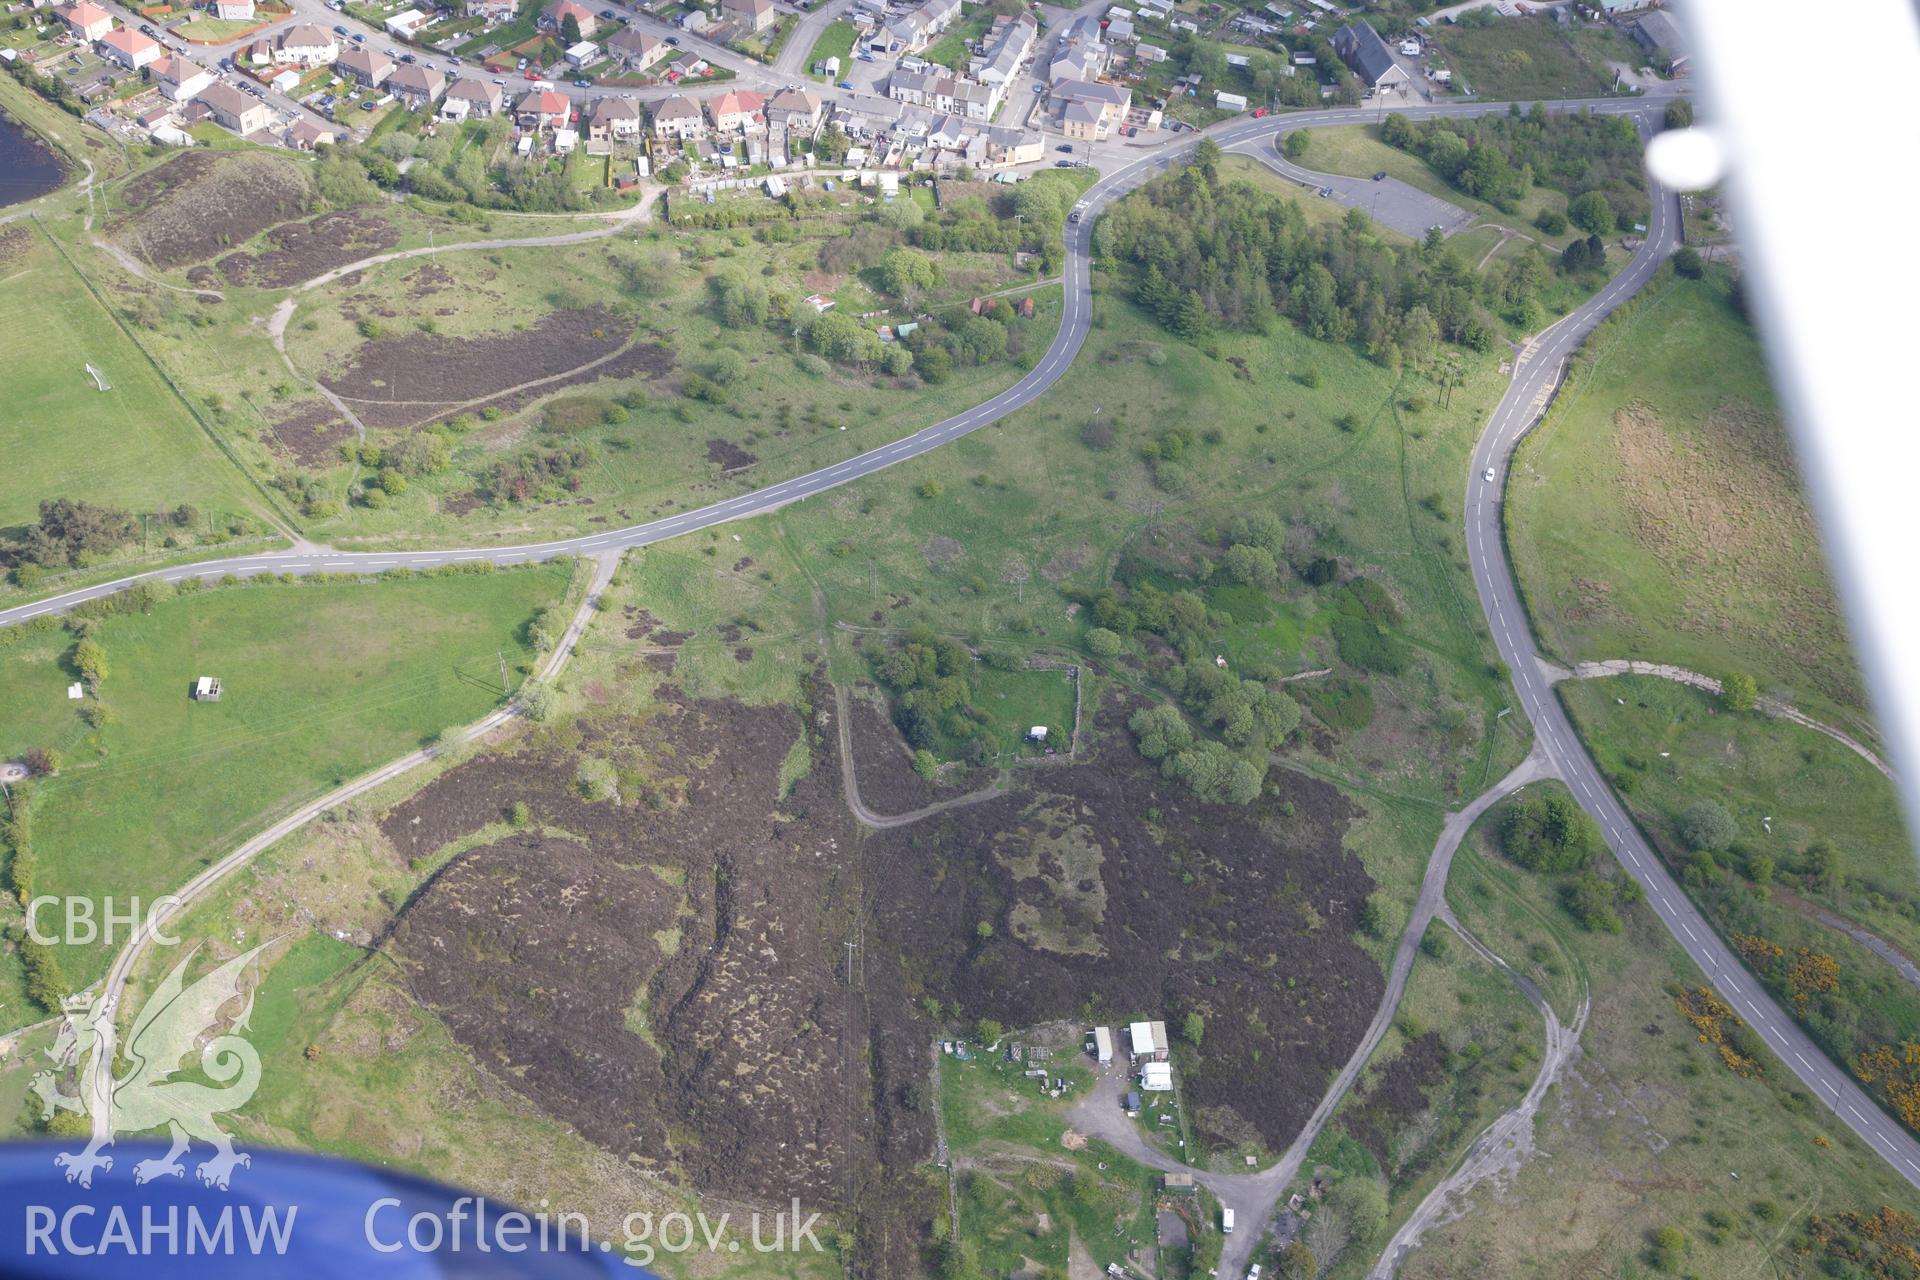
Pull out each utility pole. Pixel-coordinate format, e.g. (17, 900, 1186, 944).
(498, 650, 509, 696)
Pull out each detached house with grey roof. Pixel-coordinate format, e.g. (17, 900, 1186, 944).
(1331, 20, 1409, 91)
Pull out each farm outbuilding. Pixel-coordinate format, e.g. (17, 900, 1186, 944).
(193, 676, 222, 701)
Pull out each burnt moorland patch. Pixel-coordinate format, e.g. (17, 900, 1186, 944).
(868, 695, 1380, 1151)
(373, 682, 1379, 1264)
(116, 151, 311, 269)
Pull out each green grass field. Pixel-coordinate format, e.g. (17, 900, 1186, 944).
(938, 1046, 1169, 1276)
(1419, 788, 1920, 1278)
(803, 18, 856, 77)
(0, 564, 571, 999)
(1507, 273, 1865, 723)
(1428, 15, 1635, 100)
(0, 224, 275, 540)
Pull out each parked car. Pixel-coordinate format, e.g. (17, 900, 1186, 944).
(663, 35, 678, 44)
(1056, 144, 1072, 152)
(400, 52, 416, 62)
(491, 75, 505, 83)
(1372, 170, 1387, 180)
(1054, 159, 1072, 167)
(598, 6, 613, 15)
(138, 23, 154, 35)
(836, 79, 852, 88)
(332, 24, 348, 34)
(572, 77, 590, 86)
(352, 32, 366, 41)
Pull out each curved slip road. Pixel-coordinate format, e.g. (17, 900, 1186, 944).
(0, 93, 1673, 635)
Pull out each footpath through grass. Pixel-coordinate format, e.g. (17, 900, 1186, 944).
(0, 564, 570, 1000)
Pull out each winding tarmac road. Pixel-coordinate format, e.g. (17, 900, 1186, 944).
(1460, 152, 1920, 1198)
(0, 95, 1668, 635)
(20, 84, 1920, 1256)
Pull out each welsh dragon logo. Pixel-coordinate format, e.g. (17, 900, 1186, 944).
(30, 943, 271, 1190)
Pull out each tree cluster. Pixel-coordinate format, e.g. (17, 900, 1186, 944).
(19, 499, 137, 568)
(1378, 104, 1648, 228)
(1500, 789, 1600, 873)
(871, 629, 997, 765)
(1097, 149, 1504, 357)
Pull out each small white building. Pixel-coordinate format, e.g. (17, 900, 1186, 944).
(1215, 90, 1247, 111)
(565, 39, 597, 66)
(1091, 1025, 1113, 1063)
(1141, 1061, 1173, 1091)
(1129, 1020, 1158, 1057)
(192, 676, 222, 702)
(1026, 725, 1048, 743)
(384, 7, 428, 36)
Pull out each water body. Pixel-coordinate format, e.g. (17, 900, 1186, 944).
(0, 111, 67, 209)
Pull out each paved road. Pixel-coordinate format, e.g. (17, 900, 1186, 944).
(41, 77, 1917, 1238)
(0, 94, 1670, 634)
(771, 0, 848, 79)
(1459, 144, 1920, 1200)
(1236, 130, 1473, 241)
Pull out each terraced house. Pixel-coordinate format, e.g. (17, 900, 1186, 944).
(970, 12, 1035, 90)
(884, 0, 960, 53)
(1052, 77, 1129, 140)
(889, 66, 994, 121)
